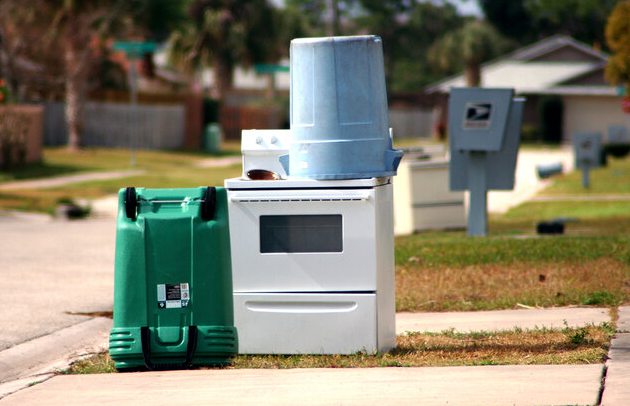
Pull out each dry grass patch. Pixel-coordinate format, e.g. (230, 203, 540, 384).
(396, 257, 629, 312)
(231, 325, 612, 369)
(64, 352, 117, 374)
(65, 325, 613, 373)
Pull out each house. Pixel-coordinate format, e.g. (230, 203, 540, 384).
(427, 35, 624, 143)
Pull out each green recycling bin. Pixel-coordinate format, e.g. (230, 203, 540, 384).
(204, 123, 222, 153)
(109, 186, 237, 370)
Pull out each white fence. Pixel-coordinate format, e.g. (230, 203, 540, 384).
(389, 108, 437, 139)
(44, 102, 185, 149)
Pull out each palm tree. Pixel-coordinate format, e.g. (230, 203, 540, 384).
(429, 20, 513, 87)
(0, 0, 184, 150)
(168, 0, 281, 101)
(45, 0, 130, 150)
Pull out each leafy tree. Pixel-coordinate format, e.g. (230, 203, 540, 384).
(478, 0, 533, 42)
(285, 0, 357, 36)
(353, 0, 411, 86)
(428, 20, 514, 87)
(605, 1, 630, 94)
(168, 0, 282, 101)
(527, 0, 618, 47)
(0, 0, 183, 150)
(480, 0, 620, 47)
(277, 0, 466, 90)
(0, 1, 129, 150)
(390, 1, 462, 90)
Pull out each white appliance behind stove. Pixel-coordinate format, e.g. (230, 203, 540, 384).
(225, 130, 396, 355)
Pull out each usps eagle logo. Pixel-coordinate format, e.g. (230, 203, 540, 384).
(463, 102, 493, 129)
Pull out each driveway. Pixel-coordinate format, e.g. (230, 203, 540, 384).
(488, 147, 574, 213)
(0, 213, 115, 351)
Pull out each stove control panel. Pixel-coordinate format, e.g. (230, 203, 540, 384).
(242, 130, 291, 152)
(241, 130, 291, 177)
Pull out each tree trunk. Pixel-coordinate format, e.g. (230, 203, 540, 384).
(464, 62, 481, 87)
(326, 0, 340, 36)
(63, 18, 89, 151)
(213, 56, 233, 102)
(65, 71, 86, 151)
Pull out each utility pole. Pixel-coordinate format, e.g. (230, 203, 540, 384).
(326, 0, 340, 36)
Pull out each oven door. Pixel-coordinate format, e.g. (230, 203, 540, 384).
(227, 187, 382, 292)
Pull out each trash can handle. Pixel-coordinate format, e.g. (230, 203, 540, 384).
(140, 326, 198, 371)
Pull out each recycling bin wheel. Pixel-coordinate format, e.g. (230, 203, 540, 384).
(201, 187, 216, 221)
(125, 187, 137, 220)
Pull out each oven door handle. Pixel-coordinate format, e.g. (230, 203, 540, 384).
(230, 194, 371, 203)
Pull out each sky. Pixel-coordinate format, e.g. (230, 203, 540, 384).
(449, 0, 482, 17)
(270, 0, 483, 17)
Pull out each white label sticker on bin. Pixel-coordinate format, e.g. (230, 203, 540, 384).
(157, 283, 189, 309)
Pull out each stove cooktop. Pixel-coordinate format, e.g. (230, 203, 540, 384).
(224, 176, 390, 190)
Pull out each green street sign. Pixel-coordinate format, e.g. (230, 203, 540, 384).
(616, 85, 626, 96)
(255, 64, 289, 73)
(113, 41, 157, 59)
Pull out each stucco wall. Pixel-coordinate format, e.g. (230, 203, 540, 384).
(562, 95, 627, 142)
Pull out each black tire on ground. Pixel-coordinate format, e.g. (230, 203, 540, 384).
(125, 187, 137, 220)
(201, 187, 216, 221)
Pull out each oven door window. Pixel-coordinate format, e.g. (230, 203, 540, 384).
(260, 215, 342, 253)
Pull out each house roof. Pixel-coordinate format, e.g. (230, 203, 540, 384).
(426, 35, 613, 96)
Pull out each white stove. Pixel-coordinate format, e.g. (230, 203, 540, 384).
(224, 130, 396, 354)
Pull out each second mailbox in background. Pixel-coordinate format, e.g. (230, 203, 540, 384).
(573, 132, 602, 167)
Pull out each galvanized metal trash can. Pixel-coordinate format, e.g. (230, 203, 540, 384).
(109, 186, 237, 370)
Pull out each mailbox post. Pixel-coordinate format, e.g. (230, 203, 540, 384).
(573, 132, 602, 188)
(448, 88, 524, 236)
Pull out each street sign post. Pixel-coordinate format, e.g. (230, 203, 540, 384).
(112, 41, 157, 166)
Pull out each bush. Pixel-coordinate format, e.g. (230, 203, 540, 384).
(521, 124, 539, 142)
(0, 108, 30, 170)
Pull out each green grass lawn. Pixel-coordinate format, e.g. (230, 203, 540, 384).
(2, 148, 630, 311)
(0, 142, 241, 184)
(392, 154, 630, 312)
(395, 231, 629, 312)
(539, 155, 630, 196)
(0, 146, 242, 214)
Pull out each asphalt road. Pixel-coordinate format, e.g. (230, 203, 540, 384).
(0, 213, 115, 351)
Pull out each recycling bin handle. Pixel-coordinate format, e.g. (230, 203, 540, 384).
(140, 326, 198, 371)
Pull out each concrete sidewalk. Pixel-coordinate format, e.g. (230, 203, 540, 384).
(0, 170, 145, 190)
(1, 306, 623, 406)
(396, 306, 610, 334)
(0, 364, 605, 406)
(601, 305, 630, 406)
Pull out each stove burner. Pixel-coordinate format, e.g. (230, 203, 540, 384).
(246, 169, 281, 181)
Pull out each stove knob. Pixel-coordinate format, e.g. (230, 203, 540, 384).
(256, 136, 263, 145)
(270, 136, 278, 144)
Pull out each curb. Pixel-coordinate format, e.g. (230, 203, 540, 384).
(600, 306, 630, 406)
(0, 317, 112, 399)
